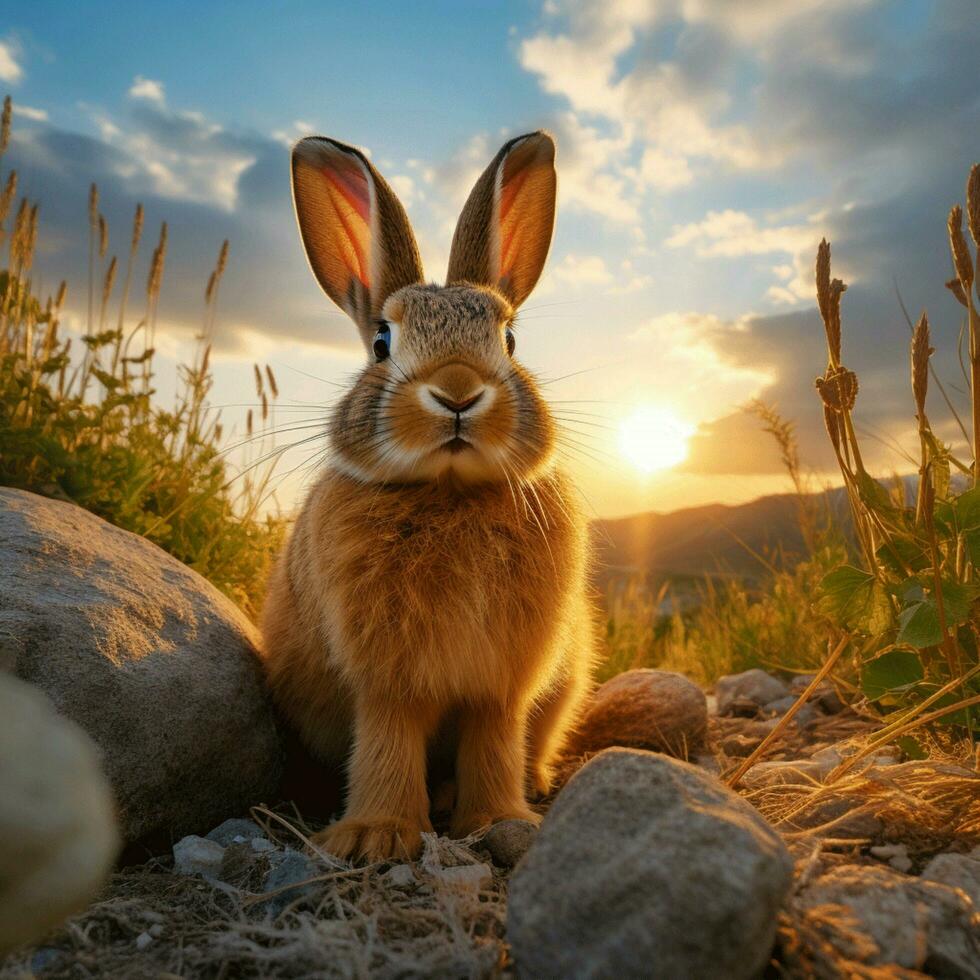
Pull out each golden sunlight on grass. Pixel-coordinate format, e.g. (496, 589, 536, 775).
(617, 405, 695, 474)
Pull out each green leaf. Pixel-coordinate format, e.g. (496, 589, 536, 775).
(896, 735, 928, 759)
(897, 600, 942, 648)
(820, 565, 892, 634)
(856, 471, 895, 515)
(953, 485, 980, 530)
(962, 528, 980, 569)
(861, 648, 925, 700)
(937, 579, 979, 625)
(876, 537, 928, 576)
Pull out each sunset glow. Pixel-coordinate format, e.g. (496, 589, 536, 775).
(617, 406, 694, 474)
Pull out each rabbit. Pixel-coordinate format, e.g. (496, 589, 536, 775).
(260, 129, 594, 863)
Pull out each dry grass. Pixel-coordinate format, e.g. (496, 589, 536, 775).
(0, 816, 509, 980)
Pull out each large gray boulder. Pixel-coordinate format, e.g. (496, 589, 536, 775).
(507, 748, 794, 979)
(0, 488, 282, 843)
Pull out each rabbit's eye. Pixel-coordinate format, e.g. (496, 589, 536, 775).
(505, 328, 516, 357)
(373, 323, 391, 362)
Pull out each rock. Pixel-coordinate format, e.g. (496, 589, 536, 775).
(739, 758, 832, 788)
(921, 852, 980, 907)
(727, 696, 762, 717)
(264, 849, 318, 912)
(789, 674, 817, 693)
(218, 841, 258, 882)
(206, 817, 266, 847)
(433, 863, 493, 894)
(762, 695, 799, 715)
(719, 732, 764, 756)
(382, 864, 416, 889)
(870, 843, 913, 874)
(481, 819, 537, 868)
(574, 669, 707, 756)
(0, 672, 119, 954)
(251, 837, 275, 853)
(507, 749, 794, 980)
(797, 865, 980, 977)
(716, 669, 789, 715)
(173, 835, 225, 876)
(0, 488, 282, 843)
(816, 688, 846, 714)
(135, 931, 153, 951)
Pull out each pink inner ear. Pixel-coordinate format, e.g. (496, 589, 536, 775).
(499, 166, 531, 278)
(320, 160, 372, 286)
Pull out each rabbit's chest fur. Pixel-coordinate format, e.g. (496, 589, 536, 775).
(294, 468, 586, 705)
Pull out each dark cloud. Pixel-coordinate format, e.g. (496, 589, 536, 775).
(7, 101, 351, 355)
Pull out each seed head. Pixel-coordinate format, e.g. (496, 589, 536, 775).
(0, 169, 17, 225)
(216, 239, 229, 279)
(823, 404, 841, 453)
(98, 214, 108, 258)
(946, 277, 968, 307)
(102, 256, 118, 309)
(815, 240, 845, 366)
(253, 363, 264, 398)
(265, 364, 279, 398)
(55, 280, 68, 310)
(815, 365, 858, 413)
(88, 183, 99, 229)
(131, 203, 144, 253)
(911, 313, 932, 419)
(0, 96, 11, 155)
(967, 164, 980, 247)
(948, 205, 973, 290)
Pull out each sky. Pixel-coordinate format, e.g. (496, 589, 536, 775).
(2, 0, 979, 518)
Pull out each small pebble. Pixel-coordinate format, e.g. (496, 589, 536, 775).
(135, 931, 153, 951)
(382, 864, 416, 889)
(871, 843, 912, 873)
(251, 837, 275, 853)
(205, 818, 266, 847)
(148, 923, 164, 938)
(482, 819, 538, 868)
(433, 863, 492, 893)
(173, 835, 225, 876)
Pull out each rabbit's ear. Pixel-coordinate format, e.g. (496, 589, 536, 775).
(292, 137, 423, 344)
(446, 131, 556, 309)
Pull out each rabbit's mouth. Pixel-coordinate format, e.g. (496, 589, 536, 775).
(442, 437, 473, 455)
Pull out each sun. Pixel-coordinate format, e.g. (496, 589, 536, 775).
(617, 406, 695, 474)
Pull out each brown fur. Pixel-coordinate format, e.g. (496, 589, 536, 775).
(262, 130, 593, 862)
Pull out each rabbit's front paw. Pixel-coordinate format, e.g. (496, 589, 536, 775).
(311, 815, 426, 863)
(450, 806, 541, 839)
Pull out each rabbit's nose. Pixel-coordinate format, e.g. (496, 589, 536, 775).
(426, 362, 486, 414)
(430, 390, 484, 414)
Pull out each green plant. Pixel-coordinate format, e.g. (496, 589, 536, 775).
(0, 97, 286, 619)
(814, 164, 980, 745)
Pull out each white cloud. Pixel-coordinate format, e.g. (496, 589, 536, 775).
(666, 209, 825, 304)
(83, 97, 256, 211)
(0, 39, 23, 83)
(128, 76, 165, 105)
(627, 309, 775, 410)
(551, 253, 614, 287)
(666, 209, 816, 258)
(15, 104, 47, 122)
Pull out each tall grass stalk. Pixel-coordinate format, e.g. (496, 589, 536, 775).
(814, 164, 980, 748)
(0, 100, 287, 618)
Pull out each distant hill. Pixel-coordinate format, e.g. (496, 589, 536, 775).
(590, 488, 851, 590)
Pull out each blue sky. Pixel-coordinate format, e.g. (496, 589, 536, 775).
(3, 1, 979, 516)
